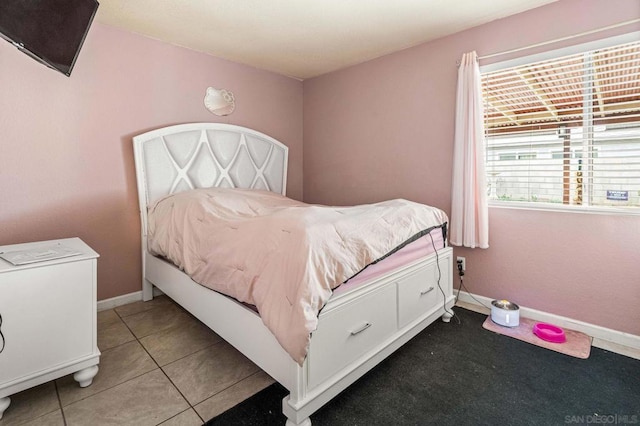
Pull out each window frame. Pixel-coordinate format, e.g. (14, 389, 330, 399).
(480, 31, 640, 216)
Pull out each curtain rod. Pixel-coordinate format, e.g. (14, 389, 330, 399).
(476, 18, 640, 61)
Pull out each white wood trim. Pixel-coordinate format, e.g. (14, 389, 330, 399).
(97, 292, 142, 312)
(455, 292, 640, 360)
(97, 288, 164, 312)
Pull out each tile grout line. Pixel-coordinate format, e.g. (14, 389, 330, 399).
(158, 408, 205, 426)
(190, 370, 277, 425)
(148, 304, 276, 423)
(60, 367, 163, 410)
(125, 306, 264, 423)
(111, 305, 189, 424)
(57, 308, 164, 414)
(53, 380, 68, 426)
(155, 368, 205, 425)
(1, 300, 203, 426)
(114, 303, 208, 425)
(153, 341, 232, 423)
(68, 308, 161, 408)
(109, 300, 266, 425)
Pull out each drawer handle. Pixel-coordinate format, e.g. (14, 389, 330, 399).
(420, 286, 435, 296)
(350, 322, 372, 336)
(0, 313, 4, 354)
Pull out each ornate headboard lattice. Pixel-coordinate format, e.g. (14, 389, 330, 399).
(133, 123, 288, 236)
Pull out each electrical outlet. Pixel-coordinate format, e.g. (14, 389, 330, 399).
(456, 256, 466, 272)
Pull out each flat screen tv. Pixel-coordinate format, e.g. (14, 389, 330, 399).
(0, 0, 99, 77)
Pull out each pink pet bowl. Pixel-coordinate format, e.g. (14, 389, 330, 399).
(533, 322, 566, 343)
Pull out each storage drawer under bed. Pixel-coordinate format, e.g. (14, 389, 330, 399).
(307, 284, 397, 389)
(397, 260, 445, 328)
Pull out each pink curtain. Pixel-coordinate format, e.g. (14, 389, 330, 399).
(450, 51, 489, 249)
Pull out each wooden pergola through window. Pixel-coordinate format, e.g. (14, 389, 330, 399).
(481, 40, 640, 206)
(482, 41, 640, 133)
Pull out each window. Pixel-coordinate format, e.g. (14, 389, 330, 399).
(482, 38, 640, 210)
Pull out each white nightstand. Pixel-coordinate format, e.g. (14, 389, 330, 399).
(0, 238, 100, 419)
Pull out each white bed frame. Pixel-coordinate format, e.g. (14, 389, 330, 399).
(133, 123, 454, 426)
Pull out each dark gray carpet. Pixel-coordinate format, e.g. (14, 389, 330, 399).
(205, 308, 640, 425)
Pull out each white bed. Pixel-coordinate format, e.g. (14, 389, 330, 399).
(132, 123, 454, 426)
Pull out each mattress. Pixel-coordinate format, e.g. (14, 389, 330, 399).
(238, 224, 446, 310)
(333, 225, 446, 297)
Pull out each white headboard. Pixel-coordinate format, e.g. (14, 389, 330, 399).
(133, 123, 289, 237)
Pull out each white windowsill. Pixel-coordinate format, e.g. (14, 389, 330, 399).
(489, 201, 640, 216)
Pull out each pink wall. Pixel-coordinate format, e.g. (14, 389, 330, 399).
(303, 0, 640, 335)
(0, 23, 303, 300)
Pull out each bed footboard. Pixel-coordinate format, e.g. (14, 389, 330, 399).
(283, 247, 454, 425)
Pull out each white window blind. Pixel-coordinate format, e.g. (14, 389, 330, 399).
(482, 40, 640, 209)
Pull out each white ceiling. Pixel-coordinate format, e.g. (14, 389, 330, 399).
(96, 0, 558, 80)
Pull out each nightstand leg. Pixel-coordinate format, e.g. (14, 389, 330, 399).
(0, 396, 10, 420)
(73, 365, 99, 388)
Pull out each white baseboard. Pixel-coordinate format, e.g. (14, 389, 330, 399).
(97, 288, 164, 312)
(99, 287, 639, 360)
(455, 291, 640, 361)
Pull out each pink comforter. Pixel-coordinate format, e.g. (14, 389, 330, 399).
(147, 188, 448, 364)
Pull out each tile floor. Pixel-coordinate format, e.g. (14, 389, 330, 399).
(0, 295, 275, 426)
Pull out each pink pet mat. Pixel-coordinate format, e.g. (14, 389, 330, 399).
(482, 316, 592, 359)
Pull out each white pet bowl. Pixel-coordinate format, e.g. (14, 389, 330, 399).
(491, 299, 520, 327)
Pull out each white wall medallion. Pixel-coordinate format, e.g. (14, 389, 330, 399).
(204, 87, 235, 116)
